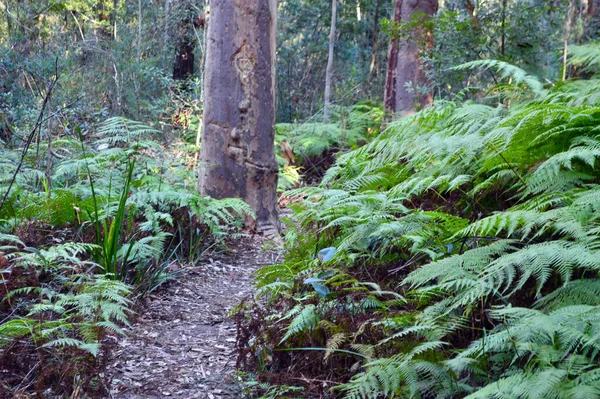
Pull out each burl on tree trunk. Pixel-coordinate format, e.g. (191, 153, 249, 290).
(198, 0, 279, 235)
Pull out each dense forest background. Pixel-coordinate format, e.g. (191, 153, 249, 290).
(3, 0, 600, 398)
(3, 0, 597, 131)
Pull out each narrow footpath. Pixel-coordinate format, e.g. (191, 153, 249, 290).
(104, 237, 280, 399)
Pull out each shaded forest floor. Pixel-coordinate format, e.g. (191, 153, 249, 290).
(104, 236, 281, 399)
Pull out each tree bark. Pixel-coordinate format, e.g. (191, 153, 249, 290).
(501, 0, 507, 57)
(163, 0, 171, 51)
(383, 0, 402, 117)
(369, 0, 381, 76)
(562, 0, 575, 81)
(323, 0, 336, 124)
(137, 0, 142, 62)
(198, 0, 279, 235)
(112, 0, 119, 40)
(97, 0, 112, 38)
(367, 0, 382, 98)
(173, 2, 196, 80)
(384, 0, 437, 117)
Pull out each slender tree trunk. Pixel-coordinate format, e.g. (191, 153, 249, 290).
(199, 0, 279, 235)
(323, 0, 337, 123)
(501, 0, 507, 57)
(112, 0, 118, 39)
(369, 0, 381, 75)
(163, 0, 170, 51)
(4, 2, 12, 44)
(45, 118, 53, 197)
(562, 0, 575, 81)
(384, 0, 437, 118)
(383, 0, 402, 117)
(97, 0, 112, 38)
(137, 0, 142, 62)
(366, 0, 381, 98)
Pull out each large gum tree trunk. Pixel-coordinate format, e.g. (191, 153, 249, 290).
(384, 0, 437, 116)
(198, 0, 279, 234)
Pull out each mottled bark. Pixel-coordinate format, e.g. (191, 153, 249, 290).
(501, 0, 507, 57)
(384, 0, 437, 117)
(366, 0, 381, 99)
(137, 0, 142, 62)
(163, 0, 171, 50)
(383, 0, 402, 116)
(323, 0, 336, 124)
(369, 0, 381, 76)
(199, 0, 279, 234)
(562, 0, 575, 81)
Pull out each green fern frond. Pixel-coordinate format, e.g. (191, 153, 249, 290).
(453, 59, 546, 97)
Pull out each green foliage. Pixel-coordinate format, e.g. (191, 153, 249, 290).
(453, 59, 547, 97)
(1, 117, 251, 288)
(277, 103, 382, 160)
(275, 103, 383, 187)
(0, 236, 132, 358)
(569, 43, 600, 71)
(245, 51, 600, 398)
(0, 116, 250, 395)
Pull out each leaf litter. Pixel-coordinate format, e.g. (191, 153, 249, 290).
(104, 236, 281, 399)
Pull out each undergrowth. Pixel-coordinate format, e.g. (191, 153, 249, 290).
(237, 45, 600, 398)
(276, 102, 383, 191)
(0, 116, 251, 397)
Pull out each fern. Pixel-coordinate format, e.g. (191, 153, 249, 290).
(243, 51, 600, 399)
(96, 117, 161, 145)
(453, 59, 547, 97)
(569, 43, 600, 71)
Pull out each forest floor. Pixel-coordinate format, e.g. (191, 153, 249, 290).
(103, 236, 281, 399)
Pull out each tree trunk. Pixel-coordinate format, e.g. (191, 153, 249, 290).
(198, 0, 279, 235)
(369, 0, 381, 76)
(383, 0, 402, 117)
(323, 0, 336, 124)
(112, 0, 118, 39)
(367, 0, 381, 98)
(163, 0, 171, 51)
(173, 2, 196, 80)
(501, 0, 507, 57)
(384, 0, 437, 117)
(137, 0, 142, 62)
(562, 0, 575, 81)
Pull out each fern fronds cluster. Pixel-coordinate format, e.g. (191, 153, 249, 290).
(0, 116, 251, 393)
(247, 52, 600, 398)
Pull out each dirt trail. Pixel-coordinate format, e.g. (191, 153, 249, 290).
(105, 237, 280, 399)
